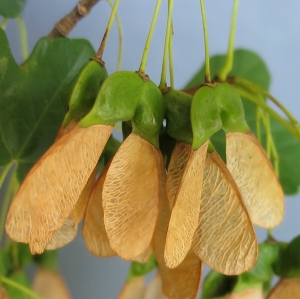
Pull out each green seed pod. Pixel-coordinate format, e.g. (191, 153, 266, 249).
(61, 60, 108, 127)
(80, 71, 145, 127)
(131, 79, 165, 148)
(191, 85, 222, 150)
(214, 83, 249, 133)
(164, 88, 193, 145)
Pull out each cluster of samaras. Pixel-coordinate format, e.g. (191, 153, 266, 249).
(5, 60, 284, 299)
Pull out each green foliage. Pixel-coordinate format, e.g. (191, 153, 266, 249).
(6, 243, 32, 269)
(276, 235, 300, 278)
(127, 255, 157, 283)
(200, 270, 237, 299)
(0, 28, 95, 181)
(0, 0, 27, 18)
(33, 250, 59, 272)
(5, 271, 31, 299)
(0, 250, 10, 276)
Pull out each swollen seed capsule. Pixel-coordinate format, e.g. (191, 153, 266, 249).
(163, 88, 193, 145)
(61, 60, 108, 128)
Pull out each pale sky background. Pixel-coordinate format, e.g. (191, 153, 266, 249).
(3, 1, 300, 298)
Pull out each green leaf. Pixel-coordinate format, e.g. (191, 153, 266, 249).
(6, 243, 32, 269)
(185, 48, 270, 90)
(0, 28, 95, 181)
(33, 250, 59, 272)
(127, 255, 157, 282)
(0, 0, 27, 18)
(5, 271, 31, 299)
(270, 241, 288, 277)
(279, 235, 300, 278)
(0, 250, 10, 277)
(200, 270, 237, 299)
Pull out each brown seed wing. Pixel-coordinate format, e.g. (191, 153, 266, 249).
(144, 274, 168, 299)
(226, 132, 284, 228)
(82, 164, 116, 257)
(103, 133, 160, 260)
(226, 289, 264, 299)
(192, 151, 258, 275)
(153, 169, 202, 299)
(266, 278, 300, 299)
(118, 277, 146, 299)
(166, 142, 192, 208)
(32, 268, 72, 299)
(164, 141, 208, 268)
(5, 124, 112, 253)
(70, 166, 97, 225)
(133, 245, 153, 263)
(46, 218, 77, 250)
(0, 286, 9, 299)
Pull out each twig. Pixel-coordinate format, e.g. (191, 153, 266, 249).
(48, 0, 101, 38)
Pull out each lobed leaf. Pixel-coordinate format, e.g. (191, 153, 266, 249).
(0, 28, 95, 181)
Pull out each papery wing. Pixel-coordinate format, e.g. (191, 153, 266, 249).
(83, 163, 116, 257)
(164, 141, 208, 268)
(103, 133, 160, 260)
(5, 124, 112, 254)
(153, 169, 202, 299)
(266, 278, 300, 299)
(226, 132, 284, 228)
(192, 151, 258, 275)
(166, 142, 191, 208)
(31, 268, 71, 299)
(118, 277, 145, 299)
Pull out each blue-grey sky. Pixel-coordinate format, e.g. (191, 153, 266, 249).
(3, 1, 300, 298)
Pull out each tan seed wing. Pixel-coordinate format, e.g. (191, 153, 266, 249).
(224, 289, 264, 299)
(0, 286, 9, 299)
(55, 119, 78, 141)
(118, 277, 146, 299)
(192, 151, 258, 275)
(266, 278, 300, 299)
(31, 268, 72, 299)
(5, 124, 112, 254)
(166, 142, 192, 208)
(82, 163, 116, 257)
(153, 169, 202, 299)
(164, 141, 208, 268)
(70, 166, 97, 225)
(103, 133, 160, 260)
(133, 245, 153, 263)
(226, 132, 284, 228)
(144, 274, 168, 299)
(46, 218, 77, 250)
(30, 232, 55, 254)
